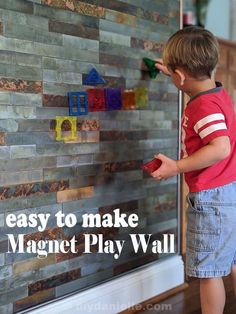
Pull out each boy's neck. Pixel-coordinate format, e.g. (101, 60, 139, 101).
(185, 78, 216, 98)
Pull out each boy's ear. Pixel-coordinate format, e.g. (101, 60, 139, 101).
(174, 69, 186, 85)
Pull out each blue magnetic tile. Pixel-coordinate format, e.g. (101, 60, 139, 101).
(68, 92, 88, 116)
(83, 68, 106, 85)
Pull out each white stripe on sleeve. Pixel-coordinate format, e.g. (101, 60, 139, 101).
(199, 122, 227, 139)
(194, 113, 225, 133)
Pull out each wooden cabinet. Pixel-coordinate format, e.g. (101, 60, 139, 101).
(216, 38, 236, 112)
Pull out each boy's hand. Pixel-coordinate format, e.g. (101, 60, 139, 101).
(155, 58, 171, 76)
(151, 153, 180, 180)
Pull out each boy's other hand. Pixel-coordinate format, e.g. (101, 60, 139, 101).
(151, 153, 180, 180)
(155, 58, 171, 76)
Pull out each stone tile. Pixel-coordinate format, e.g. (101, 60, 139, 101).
(4, 21, 63, 46)
(0, 156, 57, 171)
(63, 34, 99, 51)
(103, 160, 143, 173)
(10, 145, 36, 159)
(131, 37, 165, 53)
(0, 78, 42, 93)
(43, 69, 82, 85)
(0, 304, 13, 314)
(49, 19, 99, 40)
(0, 147, 10, 160)
(0, 132, 5, 145)
(56, 154, 93, 167)
(36, 143, 100, 157)
(0, 0, 34, 14)
(0, 105, 36, 119)
(98, 0, 138, 15)
(0, 253, 4, 265)
(43, 94, 68, 107)
(0, 286, 28, 305)
(6, 132, 56, 145)
(18, 119, 50, 132)
(57, 186, 94, 203)
(13, 254, 55, 274)
(0, 193, 57, 214)
(105, 9, 136, 27)
(100, 30, 131, 47)
(28, 268, 81, 295)
(0, 265, 12, 280)
(0, 180, 69, 201)
(100, 53, 140, 70)
(13, 288, 55, 313)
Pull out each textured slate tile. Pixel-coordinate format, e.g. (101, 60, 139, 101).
(131, 37, 165, 53)
(0, 180, 69, 201)
(36, 143, 100, 157)
(0, 303, 13, 314)
(0, 169, 43, 186)
(42, 0, 105, 18)
(43, 94, 68, 107)
(0, 193, 57, 213)
(4, 22, 63, 46)
(98, 0, 138, 15)
(63, 34, 99, 52)
(100, 30, 131, 47)
(49, 19, 99, 40)
(114, 253, 158, 275)
(9, 145, 36, 159)
(56, 154, 93, 167)
(0, 146, 10, 160)
(0, 132, 5, 145)
(6, 132, 56, 145)
(0, 0, 34, 14)
(0, 265, 12, 280)
(24, 227, 64, 244)
(28, 268, 81, 295)
(0, 286, 28, 305)
(57, 186, 94, 203)
(100, 19, 165, 42)
(17, 120, 50, 132)
(105, 9, 136, 27)
(43, 69, 82, 85)
(0, 105, 36, 119)
(0, 253, 4, 265)
(100, 130, 147, 141)
(0, 51, 42, 68)
(3, 92, 43, 107)
(0, 157, 57, 171)
(100, 53, 141, 70)
(0, 78, 42, 93)
(13, 288, 55, 313)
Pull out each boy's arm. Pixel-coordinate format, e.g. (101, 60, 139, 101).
(152, 136, 231, 180)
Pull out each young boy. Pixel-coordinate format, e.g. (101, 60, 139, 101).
(154, 26, 236, 314)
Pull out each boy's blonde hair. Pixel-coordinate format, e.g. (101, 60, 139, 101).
(163, 26, 219, 79)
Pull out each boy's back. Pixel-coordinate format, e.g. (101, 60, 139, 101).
(183, 83, 236, 192)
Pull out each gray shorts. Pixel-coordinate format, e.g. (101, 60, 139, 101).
(186, 180, 236, 278)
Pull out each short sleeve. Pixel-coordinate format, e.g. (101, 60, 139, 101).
(190, 99, 229, 145)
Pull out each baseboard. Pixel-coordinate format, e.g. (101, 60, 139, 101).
(25, 255, 184, 314)
(119, 282, 189, 314)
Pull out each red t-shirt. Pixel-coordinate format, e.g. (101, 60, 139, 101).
(181, 83, 236, 192)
